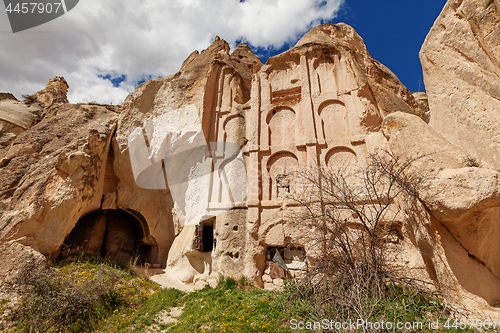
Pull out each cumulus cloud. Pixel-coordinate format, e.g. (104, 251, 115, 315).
(0, 0, 344, 104)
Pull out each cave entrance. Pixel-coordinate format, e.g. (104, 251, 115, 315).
(61, 209, 153, 264)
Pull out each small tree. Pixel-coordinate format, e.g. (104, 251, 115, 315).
(286, 151, 434, 324)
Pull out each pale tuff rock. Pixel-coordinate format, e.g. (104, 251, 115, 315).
(419, 0, 500, 307)
(0, 78, 117, 258)
(0, 77, 71, 151)
(113, 36, 261, 267)
(412, 92, 430, 121)
(0, 101, 38, 131)
(382, 111, 466, 173)
(0, 96, 43, 150)
(31, 76, 69, 109)
(420, 0, 500, 169)
(382, 111, 500, 306)
(146, 23, 422, 287)
(295, 24, 422, 120)
(423, 167, 500, 293)
(0, 240, 46, 298)
(0, 15, 500, 315)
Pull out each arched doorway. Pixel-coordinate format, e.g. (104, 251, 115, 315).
(60, 209, 154, 264)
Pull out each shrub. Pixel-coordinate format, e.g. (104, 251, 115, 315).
(9, 257, 158, 332)
(237, 276, 254, 290)
(21, 94, 37, 106)
(217, 276, 237, 290)
(463, 155, 481, 168)
(287, 151, 437, 327)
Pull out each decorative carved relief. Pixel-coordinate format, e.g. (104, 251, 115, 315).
(271, 87, 301, 105)
(223, 114, 245, 145)
(313, 56, 337, 95)
(268, 60, 302, 106)
(267, 152, 299, 200)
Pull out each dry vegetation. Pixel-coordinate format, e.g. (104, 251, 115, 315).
(0, 153, 466, 332)
(282, 152, 445, 330)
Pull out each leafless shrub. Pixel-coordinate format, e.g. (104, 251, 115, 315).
(21, 94, 37, 106)
(462, 155, 481, 168)
(285, 151, 439, 327)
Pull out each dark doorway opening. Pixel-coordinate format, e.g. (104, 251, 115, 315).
(61, 209, 153, 264)
(196, 217, 216, 253)
(202, 226, 214, 252)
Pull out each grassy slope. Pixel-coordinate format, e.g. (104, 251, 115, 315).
(0, 258, 483, 333)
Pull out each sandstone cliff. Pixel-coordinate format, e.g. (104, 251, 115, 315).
(1, 11, 500, 316)
(0, 78, 117, 258)
(417, 0, 500, 310)
(421, 0, 500, 169)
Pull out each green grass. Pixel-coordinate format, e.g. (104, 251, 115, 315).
(0, 299, 9, 315)
(0, 258, 482, 333)
(96, 277, 289, 333)
(4, 256, 158, 333)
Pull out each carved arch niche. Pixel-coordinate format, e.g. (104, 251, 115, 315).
(313, 55, 337, 94)
(267, 107, 296, 147)
(223, 114, 245, 146)
(266, 152, 299, 200)
(215, 153, 247, 205)
(326, 147, 357, 174)
(61, 209, 155, 265)
(318, 100, 348, 142)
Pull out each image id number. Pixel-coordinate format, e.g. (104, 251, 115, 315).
(5, 2, 62, 14)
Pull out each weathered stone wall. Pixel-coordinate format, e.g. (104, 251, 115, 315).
(419, 0, 500, 309)
(239, 23, 422, 286)
(421, 0, 500, 169)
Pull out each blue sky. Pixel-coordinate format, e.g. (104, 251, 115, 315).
(337, 0, 447, 92)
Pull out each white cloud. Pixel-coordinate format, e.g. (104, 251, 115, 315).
(0, 0, 344, 104)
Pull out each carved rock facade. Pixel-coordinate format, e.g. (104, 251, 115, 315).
(1, 16, 500, 315)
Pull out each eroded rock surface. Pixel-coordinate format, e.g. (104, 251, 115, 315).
(142, 23, 422, 288)
(421, 0, 500, 168)
(0, 241, 46, 298)
(0, 98, 43, 150)
(383, 111, 500, 307)
(0, 78, 117, 257)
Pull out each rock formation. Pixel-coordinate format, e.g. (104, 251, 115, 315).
(0, 78, 118, 259)
(119, 22, 422, 288)
(383, 111, 500, 307)
(421, 0, 500, 169)
(1, 4, 500, 315)
(0, 241, 46, 298)
(418, 0, 500, 308)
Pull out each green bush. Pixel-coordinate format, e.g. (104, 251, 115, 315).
(8, 257, 157, 333)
